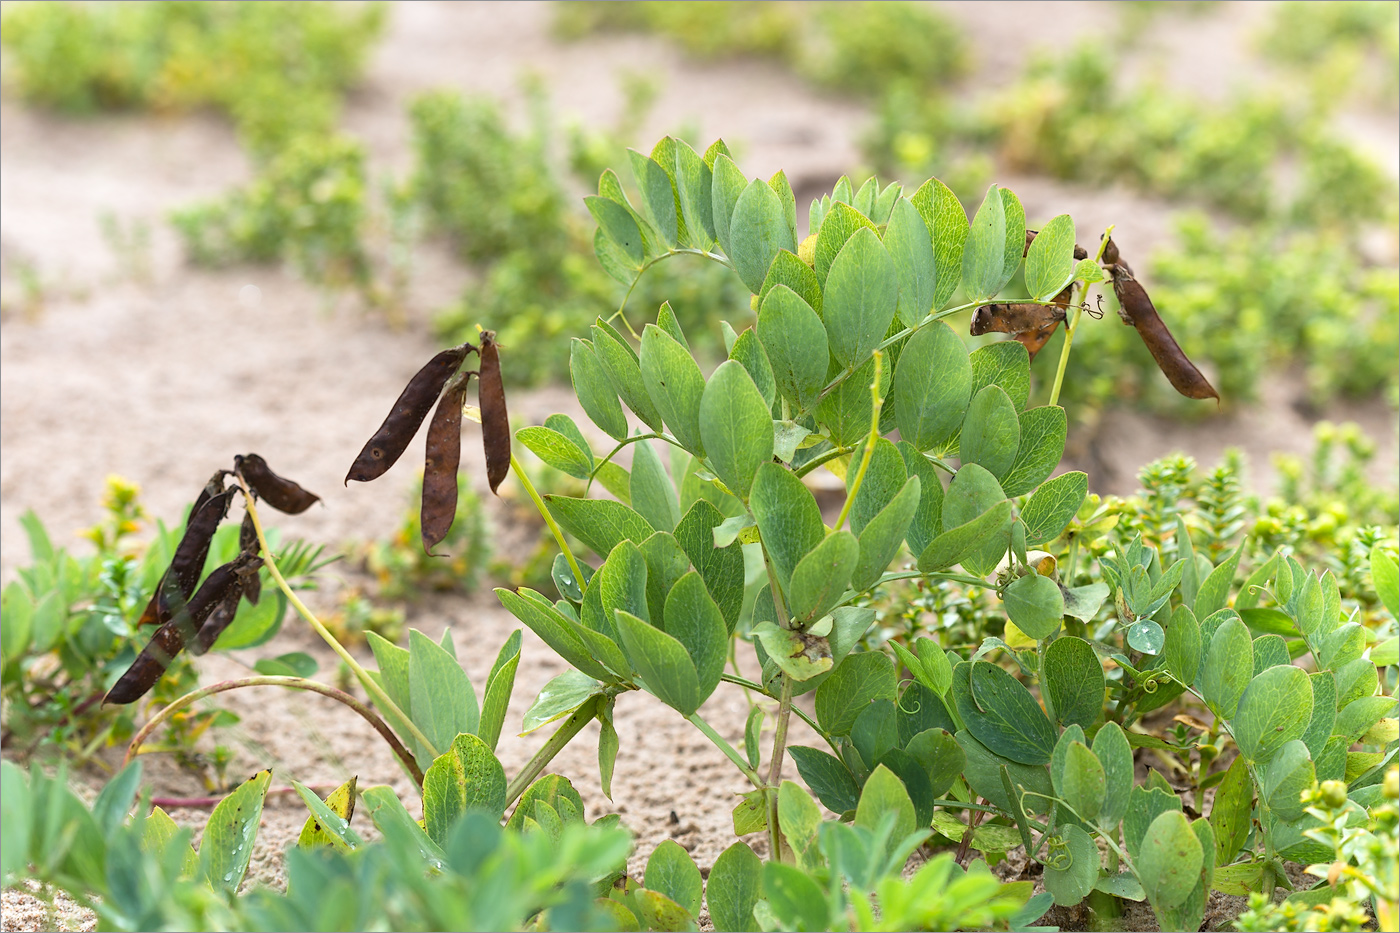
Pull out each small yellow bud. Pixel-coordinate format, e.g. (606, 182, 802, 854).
(798, 233, 818, 267)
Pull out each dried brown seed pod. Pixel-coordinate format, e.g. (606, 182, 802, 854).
(422, 373, 471, 555)
(970, 283, 1075, 360)
(135, 478, 233, 629)
(235, 453, 320, 514)
(478, 330, 510, 494)
(346, 343, 475, 485)
(1110, 263, 1218, 402)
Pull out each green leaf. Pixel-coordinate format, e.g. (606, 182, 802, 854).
(292, 778, 359, 853)
(854, 765, 916, 854)
(1195, 541, 1245, 620)
(769, 169, 798, 247)
(586, 195, 645, 266)
(545, 496, 654, 560)
(956, 660, 1056, 765)
(645, 839, 703, 918)
(814, 650, 897, 737)
(708, 842, 763, 932)
(929, 463, 1011, 577)
(909, 177, 967, 310)
(409, 629, 478, 757)
(572, 338, 629, 441)
(789, 746, 860, 814)
(823, 227, 899, 370)
(962, 185, 1006, 302)
(361, 785, 444, 866)
(846, 438, 907, 535)
(1165, 605, 1202, 686)
(593, 324, 666, 434)
(729, 329, 776, 409)
(730, 178, 796, 293)
(897, 442, 944, 557)
(893, 321, 971, 453)
(814, 354, 884, 447)
(1127, 620, 1166, 655)
(1093, 722, 1133, 830)
(1044, 634, 1104, 729)
(638, 323, 707, 456)
(629, 149, 678, 248)
(422, 733, 507, 846)
(959, 385, 1020, 481)
(954, 730, 1054, 815)
(1234, 664, 1313, 762)
(884, 197, 937, 327)
(758, 249, 822, 314)
(1025, 215, 1077, 301)
(664, 572, 728, 704)
(758, 285, 828, 411)
(998, 188, 1027, 294)
(495, 587, 619, 683)
(789, 531, 859, 624)
(252, 651, 318, 678)
(814, 200, 877, 286)
(478, 631, 521, 752)
(749, 462, 825, 594)
(1043, 823, 1099, 907)
(711, 153, 747, 257)
(778, 781, 823, 866)
(1139, 810, 1203, 912)
(1003, 572, 1064, 641)
(616, 610, 701, 716)
(1058, 741, 1106, 823)
(1000, 406, 1067, 498)
(1208, 756, 1253, 865)
(1372, 545, 1399, 618)
(732, 792, 766, 834)
(629, 438, 681, 534)
(852, 476, 921, 592)
(1200, 616, 1253, 720)
(1333, 694, 1394, 744)
(673, 499, 745, 632)
(200, 769, 271, 894)
(1062, 581, 1109, 622)
(763, 862, 829, 933)
(1301, 671, 1336, 757)
(517, 426, 592, 480)
(1021, 471, 1087, 546)
(752, 622, 833, 683)
(672, 138, 715, 247)
(969, 341, 1031, 412)
(699, 361, 774, 502)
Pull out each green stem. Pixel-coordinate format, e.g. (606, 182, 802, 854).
(720, 672, 840, 757)
(123, 675, 423, 785)
(237, 477, 439, 763)
(767, 672, 796, 862)
(1048, 224, 1115, 409)
(876, 569, 992, 589)
(505, 697, 601, 809)
(587, 432, 685, 491)
(510, 452, 583, 587)
(616, 248, 733, 322)
(793, 445, 855, 478)
(689, 712, 763, 788)
(834, 352, 883, 533)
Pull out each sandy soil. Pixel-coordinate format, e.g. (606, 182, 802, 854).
(2, 3, 1396, 931)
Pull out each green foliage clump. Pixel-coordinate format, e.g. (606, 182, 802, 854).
(0, 0, 387, 156)
(364, 473, 491, 600)
(1055, 214, 1400, 416)
(553, 1, 967, 96)
(1257, 0, 1400, 107)
(170, 135, 373, 290)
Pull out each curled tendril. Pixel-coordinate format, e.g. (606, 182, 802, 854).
(897, 694, 923, 716)
(1142, 677, 1161, 694)
(1044, 836, 1073, 870)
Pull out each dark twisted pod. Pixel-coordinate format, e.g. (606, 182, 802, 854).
(237, 510, 262, 605)
(346, 342, 476, 484)
(135, 477, 234, 629)
(970, 282, 1075, 361)
(190, 554, 266, 656)
(106, 552, 263, 704)
(478, 330, 510, 494)
(422, 372, 472, 555)
(235, 453, 320, 514)
(1109, 261, 1219, 402)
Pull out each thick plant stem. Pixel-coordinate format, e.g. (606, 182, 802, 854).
(766, 672, 796, 862)
(235, 477, 439, 764)
(510, 451, 583, 586)
(123, 675, 424, 785)
(1048, 224, 1115, 408)
(505, 697, 600, 809)
(834, 351, 883, 532)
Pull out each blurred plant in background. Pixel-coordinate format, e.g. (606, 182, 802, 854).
(1256, 0, 1400, 108)
(363, 472, 491, 601)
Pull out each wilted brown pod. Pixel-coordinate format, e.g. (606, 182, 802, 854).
(1110, 263, 1219, 402)
(135, 481, 234, 629)
(235, 453, 320, 514)
(970, 283, 1075, 361)
(106, 553, 262, 703)
(237, 511, 261, 605)
(422, 373, 471, 555)
(190, 555, 265, 655)
(478, 330, 510, 494)
(346, 342, 475, 485)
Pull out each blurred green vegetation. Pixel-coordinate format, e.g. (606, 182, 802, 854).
(0, 0, 386, 156)
(1257, 0, 1400, 107)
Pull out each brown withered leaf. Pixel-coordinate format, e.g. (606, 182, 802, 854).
(1110, 262, 1218, 402)
(106, 552, 262, 703)
(135, 479, 234, 629)
(478, 330, 510, 494)
(970, 283, 1075, 361)
(190, 554, 265, 656)
(422, 373, 471, 555)
(235, 453, 320, 514)
(346, 342, 475, 485)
